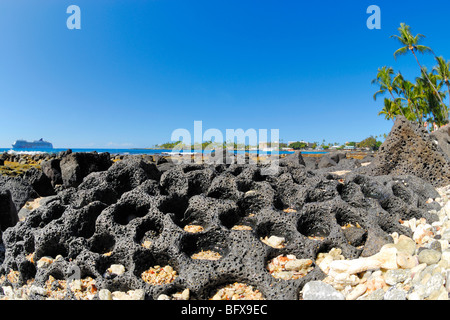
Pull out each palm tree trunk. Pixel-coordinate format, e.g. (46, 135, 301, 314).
(446, 83, 450, 121)
(411, 49, 446, 107)
(389, 91, 406, 117)
(411, 100, 423, 125)
(408, 102, 416, 121)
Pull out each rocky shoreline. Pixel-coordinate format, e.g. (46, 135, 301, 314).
(1, 116, 450, 300)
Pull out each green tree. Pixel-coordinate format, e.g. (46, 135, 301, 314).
(378, 98, 399, 122)
(289, 141, 307, 150)
(391, 23, 444, 107)
(394, 73, 423, 123)
(357, 136, 380, 150)
(158, 140, 184, 149)
(433, 56, 450, 120)
(374, 24, 450, 127)
(416, 69, 447, 126)
(372, 66, 405, 118)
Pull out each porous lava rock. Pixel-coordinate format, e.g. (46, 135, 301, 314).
(40, 159, 63, 188)
(60, 152, 112, 188)
(0, 152, 441, 300)
(0, 189, 19, 231)
(360, 116, 450, 187)
(430, 124, 450, 159)
(0, 176, 36, 212)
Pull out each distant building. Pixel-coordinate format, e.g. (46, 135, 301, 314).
(344, 146, 355, 150)
(259, 141, 279, 150)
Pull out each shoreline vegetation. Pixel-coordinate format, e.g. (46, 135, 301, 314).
(373, 23, 450, 130)
(153, 137, 384, 152)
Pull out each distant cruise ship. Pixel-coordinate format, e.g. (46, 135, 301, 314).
(12, 138, 53, 149)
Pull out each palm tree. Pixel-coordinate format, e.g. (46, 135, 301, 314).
(372, 66, 397, 99)
(433, 56, 450, 120)
(391, 23, 445, 107)
(372, 66, 406, 117)
(378, 98, 398, 122)
(395, 73, 423, 124)
(418, 70, 448, 126)
(415, 69, 446, 126)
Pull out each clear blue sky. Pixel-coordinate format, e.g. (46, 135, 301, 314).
(1, 0, 449, 148)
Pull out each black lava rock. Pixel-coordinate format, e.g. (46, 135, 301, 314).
(0, 151, 442, 300)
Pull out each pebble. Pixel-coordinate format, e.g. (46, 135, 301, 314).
(36, 256, 54, 269)
(303, 184, 450, 300)
(359, 288, 385, 300)
(384, 287, 407, 300)
(345, 283, 367, 300)
(396, 252, 418, 269)
(261, 235, 286, 248)
(99, 289, 113, 300)
(104, 264, 126, 277)
(112, 289, 145, 300)
(29, 285, 48, 297)
(384, 269, 410, 286)
(301, 281, 345, 300)
(418, 249, 442, 265)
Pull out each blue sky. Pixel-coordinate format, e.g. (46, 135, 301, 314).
(1, 0, 449, 148)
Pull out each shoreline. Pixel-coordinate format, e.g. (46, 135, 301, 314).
(0, 116, 448, 301)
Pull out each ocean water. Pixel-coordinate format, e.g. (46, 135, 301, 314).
(0, 148, 308, 156)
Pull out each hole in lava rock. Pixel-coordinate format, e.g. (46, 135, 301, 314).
(170, 195, 218, 231)
(158, 285, 196, 300)
(113, 202, 149, 225)
(158, 195, 189, 217)
(206, 278, 265, 300)
(95, 253, 127, 280)
(41, 202, 66, 224)
(133, 249, 180, 286)
(134, 217, 164, 247)
(297, 207, 332, 241)
(180, 230, 229, 261)
(170, 210, 211, 233)
(90, 233, 116, 255)
(219, 207, 246, 230)
(391, 182, 414, 204)
(35, 238, 68, 261)
(265, 253, 314, 281)
(18, 260, 36, 284)
(23, 233, 35, 254)
(334, 206, 367, 248)
(256, 222, 291, 248)
(101, 277, 141, 295)
(334, 206, 365, 229)
(75, 201, 107, 239)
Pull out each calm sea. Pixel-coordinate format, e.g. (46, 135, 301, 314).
(0, 148, 320, 156)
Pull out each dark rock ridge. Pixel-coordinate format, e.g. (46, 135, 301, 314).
(0, 148, 441, 300)
(359, 116, 450, 188)
(0, 176, 37, 213)
(59, 152, 112, 188)
(430, 124, 450, 159)
(0, 189, 18, 232)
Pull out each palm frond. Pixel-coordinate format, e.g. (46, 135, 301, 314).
(373, 90, 384, 101)
(393, 46, 408, 59)
(415, 45, 433, 54)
